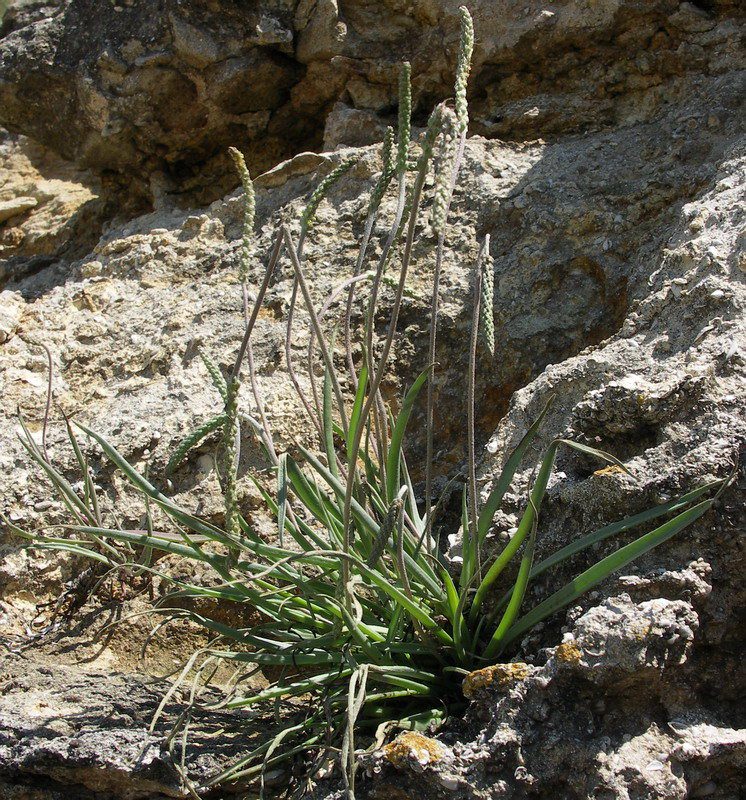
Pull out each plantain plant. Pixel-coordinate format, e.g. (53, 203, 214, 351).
(6, 7, 726, 798)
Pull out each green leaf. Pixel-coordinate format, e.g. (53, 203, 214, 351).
(483, 514, 537, 659)
(459, 485, 473, 590)
(502, 498, 715, 648)
(348, 556, 452, 646)
(277, 453, 288, 548)
(347, 364, 368, 463)
(529, 481, 720, 585)
(440, 565, 468, 664)
(385, 368, 430, 503)
(469, 440, 558, 623)
(17, 414, 90, 524)
(477, 398, 551, 543)
(227, 668, 354, 708)
(285, 456, 343, 544)
(323, 365, 339, 479)
(74, 422, 239, 548)
(250, 474, 326, 551)
(63, 414, 101, 526)
(555, 438, 632, 475)
(470, 436, 632, 625)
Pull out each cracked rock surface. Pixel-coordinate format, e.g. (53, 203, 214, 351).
(0, 0, 744, 798)
(1, 1, 743, 203)
(359, 582, 745, 800)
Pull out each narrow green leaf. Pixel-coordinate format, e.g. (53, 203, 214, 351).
(347, 364, 368, 461)
(17, 415, 90, 524)
(385, 368, 430, 503)
(252, 474, 325, 551)
(502, 499, 715, 648)
(73, 422, 238, 546)
(227, 668, 354, 708)
(556, 438, 632, 475)
(470, 435, 632, 625)
(483, 516, 536, 659)
(277, 453, 288, 548)
(530, 481, 720, 585)
(459, 486, 473, 590)
(63, 415, 101, 525)
(322, 365, 339, 478)
(441, 565, 467, 664)
(469, 441, 558, 623)
(477, 398, 551, 543)
(347, 555, 453, 646)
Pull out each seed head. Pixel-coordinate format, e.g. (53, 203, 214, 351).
(431, 107, 459, 235)
(396, 62, 412, 177)
(367, 128, 396, 216)
(301, 160, 355, 232)
(228, 147, 255, 283)
(455, 6, 474, 133)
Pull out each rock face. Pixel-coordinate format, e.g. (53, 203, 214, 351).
(360, 585, 746, 800)
(0, 129, 103, 284)
(0, 654, 257, 798)
(1, 1, 743, 204)
(0, 0, 744, 798)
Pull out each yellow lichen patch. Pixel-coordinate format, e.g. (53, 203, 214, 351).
(593, 464, 627, 477)
(554, 641, 583, 665)
(382, 732, 446, 770)
(630, 622, 652, 640)
(462, 662, 530, 699)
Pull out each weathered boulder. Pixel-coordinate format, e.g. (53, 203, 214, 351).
(0, 654, 256, 798)
(0, 0, 307, 204)
(1, 118, 743, 797)
(0, 129, 103, 284)
(359, 580, 746, 800)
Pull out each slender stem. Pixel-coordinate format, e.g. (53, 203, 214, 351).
(282, 228, 349, 437)
(468, 237, 489, 582)
(241, 282, 278, 466)
(337, 134, 434, 612)
(424, 233, 444, 548)
(364, 177, 408, 377)
(285, 277, 323, 438)
(231, 229, 284, 382)
(21, 337, 53, 462)
(424, 128, 467, 542)
(344, 210, 381, 391)
(374, 391, 389, 487)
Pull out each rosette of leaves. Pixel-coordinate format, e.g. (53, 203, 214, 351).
(8, 7, 728, 798)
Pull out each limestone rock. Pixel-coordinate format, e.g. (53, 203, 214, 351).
(0, 654, 254, 799)
(0, 1, 743, 798)
(358, 587, 745, 800)
(1, 1, 743, 202)
(0, 195, 36, 223)
(0, 128, 101, 283)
